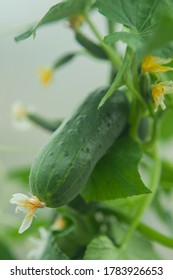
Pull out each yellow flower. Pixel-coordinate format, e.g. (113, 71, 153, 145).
(152, 81, 173, 111)
(69, 14, 85, 31)
(142, 55, 173, 74)
(38, 68, 53, 86)
(10, 193, 45, 233)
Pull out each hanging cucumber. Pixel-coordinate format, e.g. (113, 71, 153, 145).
(29, 88, 129, 208)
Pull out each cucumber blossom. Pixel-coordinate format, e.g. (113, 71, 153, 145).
(29, 88, 129, 207)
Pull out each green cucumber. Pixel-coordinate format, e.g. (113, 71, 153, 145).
(75, 32, 108, 60)
(27, 112, 62, 132)
(29, 88, 129, 207)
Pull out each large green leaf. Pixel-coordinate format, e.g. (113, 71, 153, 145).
(15, 0, 92, 41)
(84, 236, 118, 260)
(105, 20, 173, 55)
(97, 0, 173, 56)
(139, 13, 173, 58)
(36, 0, 90, 27)
(104, 32, 143, 51)
(96, 0, 167, 33)
(84, 232, 160, 260)
(82, 137, 150, 202)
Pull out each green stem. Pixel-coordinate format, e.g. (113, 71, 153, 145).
(85, 15, 122, 68)
(120, 142, 161, 249)
(97, 205, 173, 248)
(138, 223, 173, 248)
(107, 20, 116, 84)
(98, 47, 134, 108)
(107, 19, 115, 48)
(129, 104, 142, 142)
(126, 79, 146, 107)
(107, 20, 115, 36)
(27, 113, 62, 132)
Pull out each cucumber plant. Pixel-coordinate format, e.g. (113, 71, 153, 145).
(6, 0, 173, 260)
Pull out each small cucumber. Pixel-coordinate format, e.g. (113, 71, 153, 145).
(29, 88, 129, 207)
(75, 32, 108, 60)
(27, 112, 62, 132)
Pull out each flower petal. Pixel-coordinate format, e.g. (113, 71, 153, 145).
(38, 68, 53, 86)
(15, 205, 27, 214)
(142, 55, 173, 74)
(10, 192, 46, 233)
(10, 193, 29, 204)
(11, 101, 27, 121)
(18, 212, 34, 234)
(152, 81, 173, 111)
(154, 57, 172, 65)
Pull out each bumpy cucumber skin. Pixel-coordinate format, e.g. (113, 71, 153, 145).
(29, 88, 129, 208)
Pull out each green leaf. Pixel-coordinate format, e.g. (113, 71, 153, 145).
(82, 137, 150, 202)
(41, 233, 69, 260)
(96, 0, 172, 54)
(118, 230, 160, 260)
(96, 0, 167, 33)
(37, 0, 89, 28)
(104, 32, 143, 51)
(84, 232, 160, 260)
(139, 13, 173, 58)
(15, 0, 92, 42)
(15, 27, 35, 42)
(84, 236, 118, 260)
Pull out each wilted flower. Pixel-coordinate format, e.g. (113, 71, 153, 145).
(11, 101, 35, 130)
(152, 81, 173, 111)
(142, 55, 173, 74)
(12, 101, 28, 121)
(10, 193, 45, 234)
(38, 67, 53, 85)
(69, 14, 85, 31)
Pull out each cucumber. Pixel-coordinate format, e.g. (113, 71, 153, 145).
(27, 112, 62, 132)
(29, 88, 129, 208)
(75, 32, 108, 60)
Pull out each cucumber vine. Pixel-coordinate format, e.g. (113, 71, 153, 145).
(2, 0, 173, 260)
